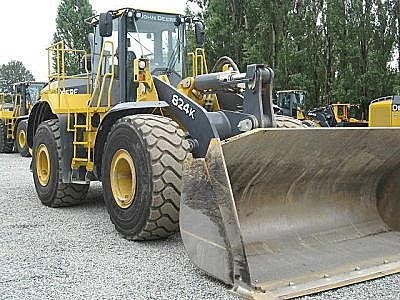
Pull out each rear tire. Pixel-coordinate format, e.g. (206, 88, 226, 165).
(0, 120, 14, 153)
(16, 120, 30, 157)
(102, 114, 190, 240)
(32, 119, 89, 207)
(301, 119, 317, 127)
(275, 115, 310, 128)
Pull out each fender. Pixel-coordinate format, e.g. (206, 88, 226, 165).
(27, 102, 72, 183)
(93, 101, 169, 179)
(27, 101, 56, 148)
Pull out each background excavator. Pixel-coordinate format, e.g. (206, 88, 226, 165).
(27, 8, 400, 299)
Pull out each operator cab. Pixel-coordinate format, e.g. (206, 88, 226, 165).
(88, 9, 186, 103)
(276, 90, 306, 118)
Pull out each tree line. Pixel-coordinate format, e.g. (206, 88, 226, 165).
(2, 0, 399, 114)
(189, 0, 400, 112)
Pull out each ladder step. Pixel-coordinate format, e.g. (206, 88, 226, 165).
(74, 125, 88, 128)
(73, 158, 89, 162)
(73, 142, 89, 145)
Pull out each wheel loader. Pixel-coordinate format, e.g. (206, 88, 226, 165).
(275, 90, 306, 120)
(0, 81, 45, 156)
(27, 8, 400, 299)
(275, 90, 316, 126)
(0, 92, 15, 152)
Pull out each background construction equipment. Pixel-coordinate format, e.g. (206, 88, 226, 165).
(0, 82, 45, 156)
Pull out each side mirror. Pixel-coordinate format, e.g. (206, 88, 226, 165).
(88, 33, 95, 52)
(99, 12, 113, 37)
(194, 22, 205, 46)
(82, 54, 92, 73)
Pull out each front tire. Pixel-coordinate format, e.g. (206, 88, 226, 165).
(102, 115, 190, 240)
(16, 120, 30, 157)
(275, 115, 310, 128)
(32, 119, 89, 207)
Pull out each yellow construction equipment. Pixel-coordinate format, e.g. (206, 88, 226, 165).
(0, 92, 15, 152)
(307, 103, 368, 127)
(27, 8, 400, 299)
(369, 95, 400, 127)
(0, 82, 45, 155)
(330, 103, 368, 126)
(276, 90, 307, 120)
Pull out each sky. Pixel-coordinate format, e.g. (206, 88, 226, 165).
(0, 0, 187, 81)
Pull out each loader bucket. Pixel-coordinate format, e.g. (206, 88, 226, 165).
(180, 128, 400, 299)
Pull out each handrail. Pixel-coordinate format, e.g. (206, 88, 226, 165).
(89, 40, 115, 109)
(46, 41, 90, 107)
(188, 48, 208, 77)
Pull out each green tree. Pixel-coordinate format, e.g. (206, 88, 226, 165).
(189, 0, 400, 110)
(0, 61, 35, 93)
(53, 0, 93, 75)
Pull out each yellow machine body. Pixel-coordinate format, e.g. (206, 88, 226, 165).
(331, 103, 367, 125)
(369, 96, 400, 127)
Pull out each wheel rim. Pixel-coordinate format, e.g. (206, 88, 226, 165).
(18, 129, 26, 149)
(36, 144, 50, 186)
(110, 149, 136, 209)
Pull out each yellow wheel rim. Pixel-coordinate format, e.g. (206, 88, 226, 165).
(36, 144, 51, 186)
(18, 129, 26, 149)
(110, 149, 136, 209)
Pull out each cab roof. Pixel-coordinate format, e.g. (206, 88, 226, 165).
(86, 8, 182, 25)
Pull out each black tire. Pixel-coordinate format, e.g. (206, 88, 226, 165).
(275, 115, 310, 128)
(32, 119, 89, 207)
(0, 120, 14, 153)
(301, 119, 317, 127)
(16, 120, 30, 157)
(102, 114, 190, 240)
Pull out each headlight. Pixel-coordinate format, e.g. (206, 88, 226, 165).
(139, 60, 146, 70)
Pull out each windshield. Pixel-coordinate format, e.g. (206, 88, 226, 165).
(0, 93, 14, 110)
(294, 92, 306, 109)
(1, 93, 13, 104)
(277, 93, 290, 109)
(27, 83, 45, 104)
(349, 105, 362, 120)
(277, 91, 306, 109)
(128, 12, 183, 75)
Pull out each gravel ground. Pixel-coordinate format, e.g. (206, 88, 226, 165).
(0, 153, 399, 300)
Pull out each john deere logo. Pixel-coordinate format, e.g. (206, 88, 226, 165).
(142, 14, 175, 23)
(392, 104, 400, 111)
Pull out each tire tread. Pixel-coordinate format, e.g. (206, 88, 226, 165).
(37, 119, 88, 207)
(108, 115, 190, 240)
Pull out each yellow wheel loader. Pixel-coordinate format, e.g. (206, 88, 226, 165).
(27, 8, 400, 299)
(276, 90, 307, 119)
(0, 82, 45, 156)
(0, 93, 15, 152)
(275, 90, 316, 127)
